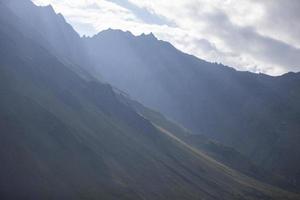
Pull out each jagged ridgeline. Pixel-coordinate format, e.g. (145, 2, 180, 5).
(83, 8, 300, 190)
(0, 0, 299, 199)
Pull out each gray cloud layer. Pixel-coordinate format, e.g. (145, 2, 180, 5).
(200, 10, 300, 72)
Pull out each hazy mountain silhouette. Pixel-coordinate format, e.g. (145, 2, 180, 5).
(0, 0, 299, 199)
(83, 24, 300, 188)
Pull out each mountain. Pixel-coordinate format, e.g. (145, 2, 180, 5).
(4, 0, 97, 79)
(83, 26, 300, 187)
(0, 1, 299, 199)
(2, 1, 299, 199)
(7, 1, 300, 188)
(123, 97, 296, 191)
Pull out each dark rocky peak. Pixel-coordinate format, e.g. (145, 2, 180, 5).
(138, 32, 157, 41)
(93, 28, 135, 40)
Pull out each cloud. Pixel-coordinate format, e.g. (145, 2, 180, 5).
(252, 0, 300, 49)
(106, 0, 171, 26)
(32, 0, 142, 35)
(196, 10, 300, 74)
(32, 0, 300, 75)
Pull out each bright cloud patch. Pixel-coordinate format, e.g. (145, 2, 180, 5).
(32, 0, 300, 75)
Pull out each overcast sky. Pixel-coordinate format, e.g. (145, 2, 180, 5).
(32, 0, 300, 75)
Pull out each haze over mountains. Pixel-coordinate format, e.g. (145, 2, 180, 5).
(0, 0, 299, 199)
(84, 28, 300, 187)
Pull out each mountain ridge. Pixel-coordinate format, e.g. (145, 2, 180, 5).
(91, 28, 300, 78)
(1, 1, 299, 199)
(1, 11, 296, 198)
(21, 0, 300, 188)
(83, 25, 300, 188)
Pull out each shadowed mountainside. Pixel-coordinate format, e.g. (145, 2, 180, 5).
(83, 26, 300, 188)
(0, 0, 299, 199)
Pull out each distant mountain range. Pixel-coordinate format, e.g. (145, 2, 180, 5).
(0, 0, 299, 199)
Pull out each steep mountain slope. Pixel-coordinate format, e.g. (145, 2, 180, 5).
(84, 28, 300, 187)
(4, 0, 97, 79)
(6, 0, 299, 187)
(122, 97, 296, 191)
(0, 1, 299, 199)
(2, 1, 299, 199)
